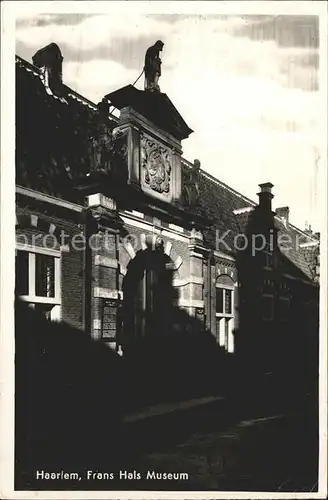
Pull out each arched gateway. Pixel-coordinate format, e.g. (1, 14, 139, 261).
(122, 238, 176, 351)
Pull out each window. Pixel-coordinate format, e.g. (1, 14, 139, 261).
(216, 287, 223, 313)
(35, 253, 55, 298)
(215, 316, 234, 353)
(15, 247, 61, 321)
(225, 289, 232, 314)
(215, 274, 235, 353)
(216, 287, 233, 315)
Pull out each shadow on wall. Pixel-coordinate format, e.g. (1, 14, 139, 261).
(15, 228, 318, 485)
(15, 299, 125, 479)
(120, 243, 236, 410)
(15, 295, 233, 489)
(234, 194, 319, 409)
(15, 251, 237, 483)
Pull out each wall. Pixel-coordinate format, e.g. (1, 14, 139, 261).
(15, 195, 84, 330)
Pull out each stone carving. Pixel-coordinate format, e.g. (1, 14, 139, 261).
(144, 40, 164, 92)
(88, 100, 113, 174)
(155, 236, 165, 252)
(88, 100, 128, 182)
(111, 129, 129, 183)
(182, 159, 201, 210)
(89, 125, 113, 174)
(140, 134, 172, 194)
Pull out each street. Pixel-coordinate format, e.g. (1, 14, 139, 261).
(119, 396, 318, 492)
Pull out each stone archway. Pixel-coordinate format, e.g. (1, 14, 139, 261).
(122, 239, 176, 351)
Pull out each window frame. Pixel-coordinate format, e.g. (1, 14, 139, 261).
(215, 283, 234, 319)
(15, 244, 61, 315)
(215, 280, 235, 353)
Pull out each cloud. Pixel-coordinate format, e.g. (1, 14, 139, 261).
(53, 34, 164, 71)
(16, 13, 93, 28)
(64, 59, 136, 103)
(148, 15, 320, 227)
(232, 15, 319, 48)
(16, 13, 165, 51)
(15, 13, 321, 229)
(16, 13, 319, 92)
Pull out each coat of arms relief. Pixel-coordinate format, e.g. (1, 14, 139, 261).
(140, 133, 172, 194)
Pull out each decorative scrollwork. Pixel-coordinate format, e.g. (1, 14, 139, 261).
(140, 134, 172, 194)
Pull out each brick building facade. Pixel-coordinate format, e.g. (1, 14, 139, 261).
(15, 43, 320, 376)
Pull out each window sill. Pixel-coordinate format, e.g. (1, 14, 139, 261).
(18, 295, 60, 305)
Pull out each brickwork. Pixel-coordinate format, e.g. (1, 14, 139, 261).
(61, 244, 84, 329)
(15, 202, 85, 330)
(15, 183, 241, 353)
(89, 223, 120, 342)
(15, 48, 319, 379)
(16, 228, 61, 251)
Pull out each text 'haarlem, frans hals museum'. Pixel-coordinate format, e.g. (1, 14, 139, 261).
(15, 41, 320, 379)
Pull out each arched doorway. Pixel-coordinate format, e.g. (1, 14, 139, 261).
(122, 239, 175, 350)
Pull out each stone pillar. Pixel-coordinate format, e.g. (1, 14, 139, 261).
(232, 280, 239, 352)
(85, 193, 122, 351)
(114, 107, 183, 204)
(112, 118, 140, 189)
(171, 149, 182, 204)
(188, 229, 206, 322)
(203, 258, 210, 331)
(211, 262, 217, 337)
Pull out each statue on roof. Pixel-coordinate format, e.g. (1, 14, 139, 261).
(144, 40, 164, 92)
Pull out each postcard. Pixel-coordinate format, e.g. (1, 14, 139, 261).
(1, 1, 327, 498)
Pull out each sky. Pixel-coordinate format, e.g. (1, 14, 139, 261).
(15, 9, 323, 230)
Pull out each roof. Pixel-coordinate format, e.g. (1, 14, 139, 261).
(181, 158, 319, 281)
(15, 56, 117, 203)
(106, 85, 193, 140)
(181, 158, 257, 250)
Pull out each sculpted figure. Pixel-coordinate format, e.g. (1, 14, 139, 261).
(144, 40, 164, 92)
(182, 159, 201, 210)
(190, 159, 201, 205)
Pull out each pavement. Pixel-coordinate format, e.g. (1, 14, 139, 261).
(118, 393, 319, 492)
(123, 395, 225, 423)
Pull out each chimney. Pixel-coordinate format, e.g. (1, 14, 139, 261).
(32, 43, 63, 94)
(275, 206, 289, 227)
(304, 221, 313, 235)
(257, 182, 274, 212)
